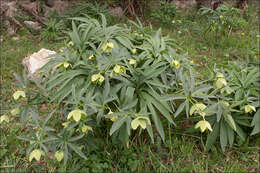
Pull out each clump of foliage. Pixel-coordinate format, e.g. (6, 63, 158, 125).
(41, 18, 66, 41)
(61, 2, 112, 24)
(1, 14, 259, 167)
(200, 4, 247, 36)
(150, 0, 177, 25)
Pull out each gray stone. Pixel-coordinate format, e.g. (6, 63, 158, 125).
(22, 48, 56, 79)
(44, 0, 69, 17)
(24, 21, 41, 30)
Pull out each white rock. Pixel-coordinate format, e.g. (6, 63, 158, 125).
(24, 21, 41, 30)
(22, 48, 56, 79)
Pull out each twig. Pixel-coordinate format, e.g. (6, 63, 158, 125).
(10, 17, 24, 29)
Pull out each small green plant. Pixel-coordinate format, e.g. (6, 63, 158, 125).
(61, 2, 112, 24)
(200, 4, 247, 36)
(204, 62, 260, 151)
(41, 18, 66, 41)
(150, 0, 177, 25)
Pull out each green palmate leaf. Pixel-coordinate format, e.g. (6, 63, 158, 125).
(68, 143, 87, 160)
(109, 116, 128, 135)
(226, 124, 234, 146)
(206, 122, 220, 151)
(147, 102, 165, 141)
(220, 121, 228, 152)
(162, 94, 185, 101)
(224, 114, 236, 131)
(68, 134, 85, 142)
(174, 101, 185, 118)
(236, 124, 246, 141)
(146, 92, 174, 125)
(250, 109, 260, 135)
(217, 104, 223, 122)
(146, 124, 154, 143)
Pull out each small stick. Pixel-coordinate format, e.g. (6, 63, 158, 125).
(10, 17, 24, 29)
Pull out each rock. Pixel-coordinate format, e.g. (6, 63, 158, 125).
(22, 48, 56, 79)
(45, 0, 55, 7)
(195, 0, 222, 10)
(44, 0, 69, 17)
(24, 21, 41, 30)
(12, 36, 19, 41)
(173, 0, 196, 8)
(110, 6, 124, 18)
(2, 1, 17, 18)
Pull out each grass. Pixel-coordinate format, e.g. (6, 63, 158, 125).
(1, 2, 260, 172)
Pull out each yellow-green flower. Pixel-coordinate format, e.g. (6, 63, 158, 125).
(59, 47, 64, 52)
(190, 60, 194, 64)
(220, 100, 230, 107)
(55, 151, 64, 162)
(67, 109, 86, 122)
(171, 60, 180, 69)
(108, 109, 118, 122)
(91, 73, 105, 84)
(13, 91, 26, 100)
(216, 72, 224, 78)
(113, 64, 121, 74)
(195, 120, 212, 133)
(241, 69, 247, 73)
(81, 124, 93, 134)
(216, 78, 227, 88)
(113, 65, 127, 75)
(58, 61, 71, 69)
(241, 32, 245, 36)
(67, 41, 74, 46)
(102, 42, 115, 52)
(132, 48, 137, 54)
(171, 20, 175, 24)
(0, 115, 9, 123)
(256, 34, 260, 38)
(88, 55, 94, 60)
(129, 59, 136, 66)
(244, 105, 256, 113)
(11, 107, 20, 116)
(221, 86, 233, 94)
(63, 62, 71, 68)
(131, 117, 151, 130)
(215, 72, 227, 89)
(62, 122, 70, 128)
(190, 103, 207, 117)
(29, 149, 44, 162)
